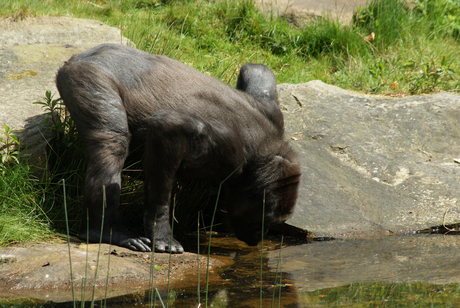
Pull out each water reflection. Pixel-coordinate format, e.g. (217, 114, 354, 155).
(269, 234, 460, 291)
(131, 234, 460, 307)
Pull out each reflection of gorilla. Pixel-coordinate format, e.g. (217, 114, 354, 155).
(56, 44, 301, 253)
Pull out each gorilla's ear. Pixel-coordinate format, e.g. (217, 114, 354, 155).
(272, 155, 301, 221)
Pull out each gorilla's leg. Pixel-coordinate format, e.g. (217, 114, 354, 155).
(72, 99, 151, 252)
(79, 134, 151, 252)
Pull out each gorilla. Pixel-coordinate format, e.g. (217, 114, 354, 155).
(56, 43, 300, 253)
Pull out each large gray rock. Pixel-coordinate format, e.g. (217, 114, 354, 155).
(257, 0, 368, 26)
(0, 16, 132, 164)
(281, 81, 460, 238)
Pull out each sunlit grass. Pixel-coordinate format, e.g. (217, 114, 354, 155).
(0, 163, 55, 245)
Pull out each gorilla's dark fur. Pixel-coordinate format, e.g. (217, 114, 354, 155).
(56, 44, 300, 253)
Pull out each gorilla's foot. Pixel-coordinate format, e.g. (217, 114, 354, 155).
(79, 227, 152, 252)
(154, 237, 184, 254)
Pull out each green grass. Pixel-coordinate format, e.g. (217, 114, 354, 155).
(0, 163, 55, 245)
(0, 0, 460, 245)
(1, 0, 459, 95)
(301, 282, 460, 307)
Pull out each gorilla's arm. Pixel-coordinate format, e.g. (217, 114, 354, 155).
(143, 110, 244, 253)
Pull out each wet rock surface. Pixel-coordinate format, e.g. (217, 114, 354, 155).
(0, 241, 229, 303)
(280, 82, 460, 238)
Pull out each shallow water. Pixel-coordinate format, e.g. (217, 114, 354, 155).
(48, 233, 460, 307)
(8, 233, 460, 307)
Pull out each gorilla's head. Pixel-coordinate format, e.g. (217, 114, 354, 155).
(226, 154, 301, 246)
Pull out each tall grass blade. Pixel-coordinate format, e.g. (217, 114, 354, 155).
(259, 190, 265, 308)
(155, 288, 166, 308)
(271, 236, 284, 308)
(63, 179, 76, 308)
(205, 160, 245, 307)
(82, 209, 90, 306)
(166, 198, 177, 307)
(149, 216, 157, 308)
(197, 211, 201, 305)
(90, 185, 106, 307)
(103, 230, 112, 308)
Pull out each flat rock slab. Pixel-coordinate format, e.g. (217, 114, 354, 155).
(0, 242, 229, 303)
(280, 81, 460, 238)
(0, 16, 132, 164)
(258, 0, 368, 26)
(0, 15, 130, 136)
